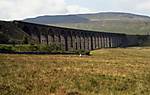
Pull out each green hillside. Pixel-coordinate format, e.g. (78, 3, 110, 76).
(51, 12, 150, 35)
(79, 12, 150, 21)
(24, 12, 150, 35)
(52, 20, 150, 35)
(0, 21, 30, 44)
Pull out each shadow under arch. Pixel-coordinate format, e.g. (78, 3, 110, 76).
(32, 26, 41, 44)
(48, 28, 55, 42)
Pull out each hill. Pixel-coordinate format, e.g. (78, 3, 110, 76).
(24, 12, 150, 35)
(24, 15, 89, 24)
(0, 21, 29, 44)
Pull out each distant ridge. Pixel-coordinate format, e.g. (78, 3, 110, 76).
(24, 12, 150, 35)
(24, 12, 150, 24)
(24, 15, 89, 24)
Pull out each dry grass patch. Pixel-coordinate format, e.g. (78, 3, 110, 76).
(0, 47, 150, 95)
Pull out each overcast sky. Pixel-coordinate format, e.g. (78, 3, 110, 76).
(0, 0, 150, 20)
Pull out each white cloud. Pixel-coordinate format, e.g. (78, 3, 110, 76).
(106, 0, 150, 16)
(115, 0, 150, 11)
(0, 0, 94, 20)
(0, 0, 68, 20)
(136, 1, 150, 10)
(67, 5, 94, 14)
(1, 0, 150, 20)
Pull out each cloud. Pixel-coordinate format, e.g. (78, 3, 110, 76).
(0, 0, 68, 20)
(0, 0, 94, 20)
(136, 1, 150, 11)
(105, 0, 150, 16)
(115, 0, 150, 11)
(67, 5, 95, 14)
(1, 0, 150, 20)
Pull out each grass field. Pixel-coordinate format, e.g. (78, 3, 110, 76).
(0, 47, 150, 95)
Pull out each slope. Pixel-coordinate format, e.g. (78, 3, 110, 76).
(23, 12, 150, 35)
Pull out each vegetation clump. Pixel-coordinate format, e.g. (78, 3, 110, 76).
(0, 33, 9, 44)
(0, 45, 14, 52)
(0, 44, 91, 55)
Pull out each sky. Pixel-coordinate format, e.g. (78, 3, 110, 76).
(0, 0, 150, 20)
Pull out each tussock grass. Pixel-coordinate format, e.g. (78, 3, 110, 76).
(0, 47, 150, 95)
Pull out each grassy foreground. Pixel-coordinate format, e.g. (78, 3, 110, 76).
(0, 47, 150, 95)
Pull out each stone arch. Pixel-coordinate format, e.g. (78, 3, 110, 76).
(59, 29, 67, 51)
(40, 27, 48, 44)
(95, 32, 99, 49)
(83, 32, 86, 50)
(98, 33, 102, 48)
(65, 30, 72, 51)
(78, 31, 82, 50)
(80, 32, 85, 50)
(91, 33, 96, 49)
(70, 31, 73, 48)
(100, 33, 104, 48)
(49, 28, 55, 42)
(71, 31, 77, 51)
(64, 30, 68, 51)
(54, 29, 61, 48)
(84, 32, 89, 50)
(54, 28, 61, 45)
(90, 33, 93, 50)
(32, 27, 41, 44)
(0, 25, 2, 30)
(57, 30, 61, 43)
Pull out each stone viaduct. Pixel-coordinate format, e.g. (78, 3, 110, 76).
(12, 21, 129, 51)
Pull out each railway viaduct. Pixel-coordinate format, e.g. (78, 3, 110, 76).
(13, 21, 128, 51)
(1, 20, 142, 52)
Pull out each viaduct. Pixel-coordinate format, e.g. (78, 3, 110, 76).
(0, 21, 141, 51)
